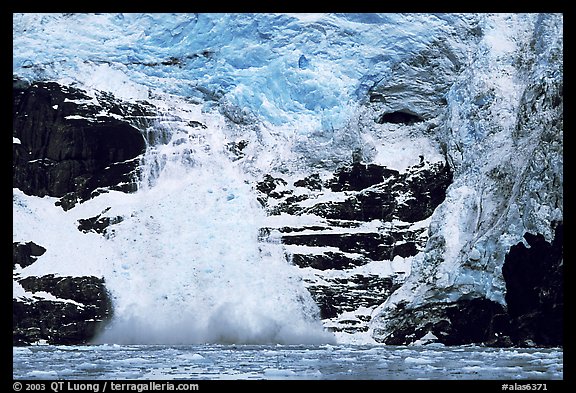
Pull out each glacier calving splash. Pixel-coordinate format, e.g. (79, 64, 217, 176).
(95, 111, 334, 344)
(13, 13, 562, 346)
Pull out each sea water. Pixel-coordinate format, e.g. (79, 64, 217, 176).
(13, 344, 562, 380)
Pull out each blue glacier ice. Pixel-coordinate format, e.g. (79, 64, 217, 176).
(13, 13, 474, 134)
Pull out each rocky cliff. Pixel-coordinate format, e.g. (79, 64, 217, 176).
(12, 79, 151, 345)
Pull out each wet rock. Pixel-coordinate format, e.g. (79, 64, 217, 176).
(395, 160, 453, 222)
(306, 191, 397, 222)
(256, 174, 288, 197)
(284, 232, 398, 261)
(225, 139, 248, 161)
(294, 173, 323, 191)
(268, 160, 452, 223)
(306, 274, 402, 320)
(291, 251, 371, 270)
(327, 162, 399, 192)
(13, 299, 107, 346)
(18, 275, 112, 313)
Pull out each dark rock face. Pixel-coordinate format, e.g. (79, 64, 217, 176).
(294, 173, 323, 191)
(308, 275, 403, 320)
(328, 163, 400, 192)
(13, 242, 46, 269)
(375, 297, 508, 346)
(502, 222, 563, 347)
(263, 161, 452, 223)
(256, 174, 289, 199)
(77, 207, 124, 235)
(283, 232, 419, 262)
(13, 238, 113, 346)
(18, 275, 111, 312)
(257, 159, 453, 333)
(13, 275, 112, 346)
(12, 78, 149, 345)
(13, 79, 150, 210)
(291, 251, 370, 271)
(373, 223, 563, 348)
(225, 139, 248, 161)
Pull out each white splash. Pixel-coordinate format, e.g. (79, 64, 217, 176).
(95, 110, 335, 344)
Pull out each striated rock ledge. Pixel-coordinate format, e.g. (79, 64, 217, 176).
(13, 266, 113, 346)
(257, 159, 452, 334)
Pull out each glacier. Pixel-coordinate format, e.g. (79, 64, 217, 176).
(369, 13, 563, 346)
(13, 13, 562, 347)
(13, 13, 475, 173)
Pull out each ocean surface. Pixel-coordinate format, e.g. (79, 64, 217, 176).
(13, 344, 563, 380)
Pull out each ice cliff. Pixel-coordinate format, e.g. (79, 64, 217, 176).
(370, 13, 563, 346)
(13, 13, 562, 346)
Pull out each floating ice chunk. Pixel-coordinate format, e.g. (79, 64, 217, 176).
(263, 368, 297, 378)
(177, 353, 206, 361)
(27, 370, 58, 378)
(404, 356, 434, 365)
(13, 347, 33, 355)
(77, 362, 101, 369)
(410, 331, 439, 346)
(304, 369, 323, 378)
(113, 357, 150, 364)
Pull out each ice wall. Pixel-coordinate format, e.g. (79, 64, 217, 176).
(369, 13, 563, 343)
